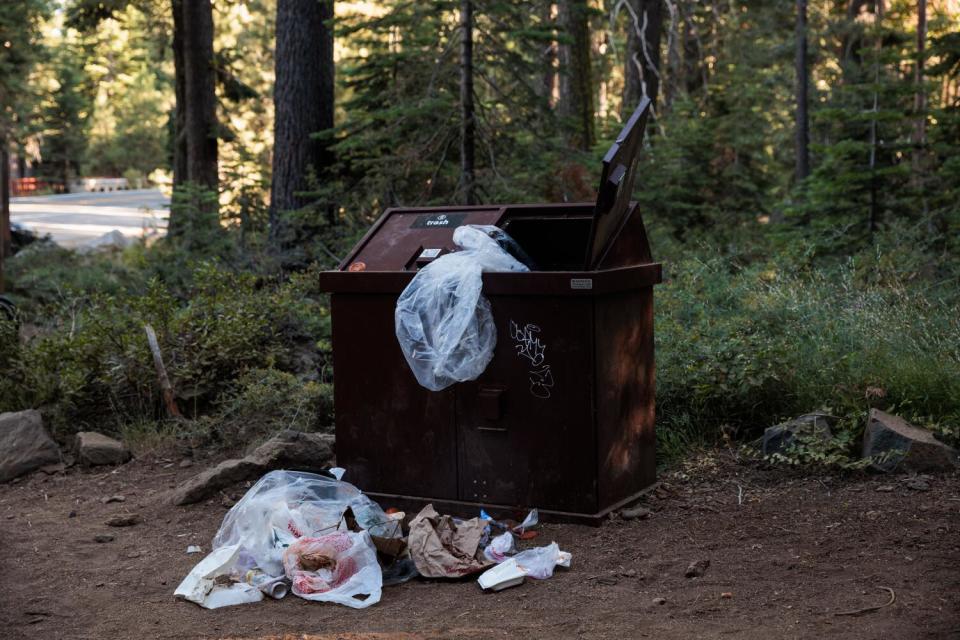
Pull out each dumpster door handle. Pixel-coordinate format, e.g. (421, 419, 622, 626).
(477, 386, 505, 424)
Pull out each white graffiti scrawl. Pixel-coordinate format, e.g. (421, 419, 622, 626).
(509, 321, 555, 398)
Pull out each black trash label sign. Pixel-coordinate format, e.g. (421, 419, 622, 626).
(410, 213, 468, 229)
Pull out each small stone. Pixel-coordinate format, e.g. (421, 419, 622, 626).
(876, 485, 894, 492)
(106, 514, 139, 527)
(74, 432, 131, 467)
(126, 551, 141, 559)
(621, 505, 652, 521)
(179, 459, 194, 468)
(94, 534, 115, 543)
(186, 545, 202, 554)
(653, 597, 667, 606)
(721, 592, 733, 599)
(621, 568, 638, 578)
(904, 478, 931, 492)
(68, 510, 76, 518)
(685, 559, 710, 578)
(762, 413, 836, 455)
(95, 582, 105, 587)
(101, 495, 125, 504)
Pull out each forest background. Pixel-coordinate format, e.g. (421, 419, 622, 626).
(0, 0, 958, 467)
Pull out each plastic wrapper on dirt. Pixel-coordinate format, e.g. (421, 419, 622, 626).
(282, 530, 383, 608)
(395, 225, 530, 391)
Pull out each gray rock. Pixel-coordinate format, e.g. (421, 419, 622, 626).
(74, 432, 131, 467)
(621, 505, 652, 520)
(170, 430, 335, 506)
(762, 413, 837, 455)
(652, 597, 667, 605)
(94, 534, 115, 543)
(106, 514, 140, 527)
(862, 409, 959, 472)
(0, 410, 61, 483)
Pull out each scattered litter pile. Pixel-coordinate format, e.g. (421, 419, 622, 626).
(175, 470, 570, 610)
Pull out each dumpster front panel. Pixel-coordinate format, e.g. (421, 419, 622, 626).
(330, 293, 458, 499)
(456, 295, 597, 513)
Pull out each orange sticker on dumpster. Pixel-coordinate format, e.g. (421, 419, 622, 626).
(348, 261, 367, 272)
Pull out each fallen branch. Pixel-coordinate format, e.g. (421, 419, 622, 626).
(144, 324, 182, 418)
(834, 586, 896, 617)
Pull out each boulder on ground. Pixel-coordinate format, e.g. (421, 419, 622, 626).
(0, 410, 61, 482)
(74, 431, 131, 467)
(76, 229, 130, 254)
(862, 409, 958, 472)
(171, 430, 335, 506)
(762, 413, 837, 455)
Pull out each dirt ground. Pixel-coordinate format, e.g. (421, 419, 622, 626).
(1, 452, 958, 640)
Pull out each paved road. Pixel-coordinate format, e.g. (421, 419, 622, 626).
(10, 189, 170, 247)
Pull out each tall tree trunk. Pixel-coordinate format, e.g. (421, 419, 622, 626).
(557, 0, 595, 150)
(0, 143, 9, 294)
(912, 0, 926, 175)
(795, 0, 811, 182)
(181, 0, 218, 192)
(623, 0, 664, 118)
(868, 0, 883, 234)
(460, 0, 476, 205)
(663, 0, 680, 110)
(171, 0, 187, 191)
(269, 0, 335, 244)
(542, 2, 558, 108)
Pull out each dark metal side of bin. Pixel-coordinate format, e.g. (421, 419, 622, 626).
(318, 203, 661, 524)
(318, 100, 658, 524)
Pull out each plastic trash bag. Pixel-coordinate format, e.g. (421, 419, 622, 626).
(282, 531, 383, 609)
(476, 542, 572, 591)
(512, 542, 571, 579)
(210, 470, 396, 577)
(395, 225, 529, 391)
(483, 532, 516, 563)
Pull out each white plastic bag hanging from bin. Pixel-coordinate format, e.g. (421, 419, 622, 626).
(395, 225, 530, 391)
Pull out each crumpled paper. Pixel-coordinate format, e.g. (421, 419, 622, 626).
(407, 504, 492, 578)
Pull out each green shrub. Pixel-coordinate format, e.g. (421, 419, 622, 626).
(655, 252, 960, 465)
(212, 368, 333, 451)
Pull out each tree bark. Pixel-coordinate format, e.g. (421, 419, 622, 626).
(1, 142, 9, 294)
(663, 0, 680, 110)
(460, 0, 476, 205)
(171, 0, 187, 192)
(912, 0, 926, 174)
(795, 0, 811, 182)
(181, 0, 218, 191)
(623, 0, 663, 117)
(542, 2, 558, 108)
(269, 0, 335, 243)
(557, 0, 594, 150)
(868, 0, 883, 234)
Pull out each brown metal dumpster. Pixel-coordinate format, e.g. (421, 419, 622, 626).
(318, 100, 661, 523)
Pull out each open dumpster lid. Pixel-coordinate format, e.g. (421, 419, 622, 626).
(586, 97, 651, 269)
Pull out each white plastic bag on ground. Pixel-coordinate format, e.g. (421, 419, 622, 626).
(282, 531, 382, 609)
(395, 225, 529, 391)
(483, 531, 516, 563)
(210, 470, 394, 577)
(476, 541, 572, 591)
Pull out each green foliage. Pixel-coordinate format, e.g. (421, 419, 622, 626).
(39, 42, 95, 184)
(213, 368, 333, 450)
(0, 254, 330, 444)
(656, 247, 960, 465)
